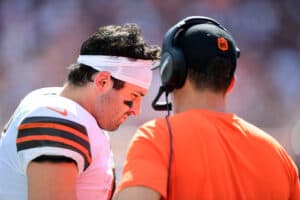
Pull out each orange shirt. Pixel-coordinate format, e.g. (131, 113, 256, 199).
(117, 109, 300, 199)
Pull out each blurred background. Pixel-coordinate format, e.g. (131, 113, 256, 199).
(0, 0, 299, 180)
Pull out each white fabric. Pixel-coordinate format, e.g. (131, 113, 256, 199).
(0, 87, 114, 200)
(77, 55, 153, 89)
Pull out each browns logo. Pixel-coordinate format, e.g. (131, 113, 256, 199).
(217, 37, 229, 51)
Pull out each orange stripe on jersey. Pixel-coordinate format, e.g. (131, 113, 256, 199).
(18, 122, 89, 142)
(16, 135, 92, 164)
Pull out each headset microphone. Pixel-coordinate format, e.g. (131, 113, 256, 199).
(151, 86, 172, 111)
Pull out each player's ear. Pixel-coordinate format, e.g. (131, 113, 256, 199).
(226, 76, 235, 94)
(94, 71, 112, 92)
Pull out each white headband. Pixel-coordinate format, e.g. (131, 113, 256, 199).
(77, 55, 153, 89)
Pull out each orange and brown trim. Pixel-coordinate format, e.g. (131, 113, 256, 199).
(17, 116, 92, 170)
(18, 122, 89, 142)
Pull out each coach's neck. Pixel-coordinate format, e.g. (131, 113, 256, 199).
(171, 79, 226, 114)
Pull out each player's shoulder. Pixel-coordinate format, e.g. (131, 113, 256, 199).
(17, 87, 92, 141)
(16, 88, 93, 172)
(20, 87, 92, 123)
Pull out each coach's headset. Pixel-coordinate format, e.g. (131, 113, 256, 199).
(152, 16, 240, 111)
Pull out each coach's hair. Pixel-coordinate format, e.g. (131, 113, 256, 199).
(67, 23, 160, 89)
(187, 56, 235, 94)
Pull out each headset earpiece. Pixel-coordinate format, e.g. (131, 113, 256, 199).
(160, 21, 187, 92)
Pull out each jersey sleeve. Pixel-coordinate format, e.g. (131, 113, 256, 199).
(117, 119, 170, 198)
(16, 111, 92, 174)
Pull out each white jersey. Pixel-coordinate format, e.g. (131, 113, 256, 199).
(0, 87, 115, 200)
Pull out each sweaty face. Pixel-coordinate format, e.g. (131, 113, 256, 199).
(94, 82, 147, 131)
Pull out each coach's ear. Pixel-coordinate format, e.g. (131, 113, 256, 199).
(226, 76, 235, 95)
(94, 71, 113, 92)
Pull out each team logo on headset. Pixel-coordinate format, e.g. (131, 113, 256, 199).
(217, 37, 229, 51)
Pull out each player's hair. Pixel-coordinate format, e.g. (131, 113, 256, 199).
(66, 64, 124, 89)
(67, 23, 160, 89)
